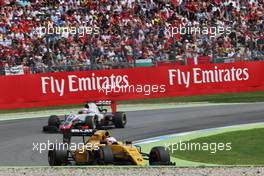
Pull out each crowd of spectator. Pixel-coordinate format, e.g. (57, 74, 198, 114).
(0, 0, 263, 74)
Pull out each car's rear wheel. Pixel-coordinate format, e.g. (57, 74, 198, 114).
(48, 115, 60, 127)
(113, 112, 126, 128)
(99, 146, 114, 165)
(149, 146, 170, 165)
(48, 144, 69, 166)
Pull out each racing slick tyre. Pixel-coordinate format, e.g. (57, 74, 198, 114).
(85, 116, 97, 129)
(113, 112, 127, 128)
(48, 115, 60, 127)
(149, 146, 170, 165)
(99, 146, 114, 165)
(42, 125, 58, 133)
(48, 144, 69, 166)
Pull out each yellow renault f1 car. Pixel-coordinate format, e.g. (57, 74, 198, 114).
(48, 130, 174, 166)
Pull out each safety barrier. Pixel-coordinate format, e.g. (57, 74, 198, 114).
(0, 61, 263, 109)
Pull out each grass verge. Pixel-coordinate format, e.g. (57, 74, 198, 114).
(1, 91, 264, 114)
(171, 128, 264, 165)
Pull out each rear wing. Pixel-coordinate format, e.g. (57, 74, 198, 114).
(94, 100, 117, 113)
(95, 100, 112, 106)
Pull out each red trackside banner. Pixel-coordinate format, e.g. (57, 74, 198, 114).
(0, 62, 264, 109)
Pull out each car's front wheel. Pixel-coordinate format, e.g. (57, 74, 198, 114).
(43, 125, 59, 133)
(48, 115, 60, 127)
(99, 146, 114, 165)
(48, 144, 69, 166)
(149, 146, 170, 165)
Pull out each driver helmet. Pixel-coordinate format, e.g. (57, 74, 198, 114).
(106, 137, 117, 145)
(78, 108, 89, 114)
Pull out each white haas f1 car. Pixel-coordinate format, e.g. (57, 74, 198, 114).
(43, 101, 127, 135)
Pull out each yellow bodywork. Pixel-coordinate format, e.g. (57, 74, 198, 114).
(73, 130, 146, 166)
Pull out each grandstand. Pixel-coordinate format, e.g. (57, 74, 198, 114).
(0, 0, 263, 75)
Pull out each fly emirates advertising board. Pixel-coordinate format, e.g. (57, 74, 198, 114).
(0, 62, 263, 109)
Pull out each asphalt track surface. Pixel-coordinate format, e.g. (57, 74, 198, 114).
(0, 103, 263, 166)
